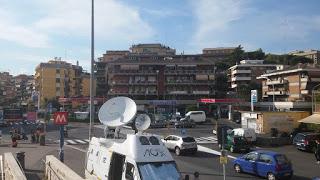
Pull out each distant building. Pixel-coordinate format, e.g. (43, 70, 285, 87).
(288, 49, 320, 65)
(0, 72, 15, 106)
(14, 74, 35, 106)
(35, 58, 88, 107)
(258, 64, 320, 102)
(96, 44, 226, 112)
(228, 60, 284, 91)
(202, 47, 236, 56)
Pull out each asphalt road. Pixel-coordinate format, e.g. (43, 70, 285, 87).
(1, 122, 319, 180)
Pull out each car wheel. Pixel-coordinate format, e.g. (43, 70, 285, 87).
(230, 146, 234, 153)
(267, 172, 276, 180)
(234, 164, 241, 173)
(175, 147, 181, 156)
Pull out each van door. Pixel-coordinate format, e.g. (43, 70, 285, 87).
(109, 153, 126, 180)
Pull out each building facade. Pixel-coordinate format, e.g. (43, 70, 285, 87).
(96, 44, 225, 112)
(35, 58, 85, 107)
(14, 74, 35, 106)
(0, 72, 15, 106)
(289, 50, 320, 65)
(228, 60, 284, 91)
(258, 64, 320, 102)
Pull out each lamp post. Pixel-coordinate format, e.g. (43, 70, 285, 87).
(312, 83, 320, 113)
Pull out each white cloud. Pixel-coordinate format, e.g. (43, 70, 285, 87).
(192, 0, 249, 45)
(0, 8, 49, 48)
(34, 0, 154, 42)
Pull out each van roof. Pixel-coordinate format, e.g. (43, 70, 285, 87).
(90, 134, 174, 163)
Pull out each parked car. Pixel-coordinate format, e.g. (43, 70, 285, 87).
(174, 120, 196, 128)
(225, 135, 250, 153)
(180, 111, 206, 123)
(150, 121, 167, 128)
(292, 132, 320, 152)
(233, 150, 293, 180)
(162, 135, 197, 155)
(229, 128, 257, 142)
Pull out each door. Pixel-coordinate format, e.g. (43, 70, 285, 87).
(164, 136, 173, 149)
(256, 153, 274, 177)
(241, 152, 258, 173)
(109, 153, 126, 180)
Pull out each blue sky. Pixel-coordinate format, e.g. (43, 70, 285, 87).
(0, 0, 319, 75)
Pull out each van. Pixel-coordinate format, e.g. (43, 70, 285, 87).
(229, 128, 256, 142)
(181, 111, 206, 123)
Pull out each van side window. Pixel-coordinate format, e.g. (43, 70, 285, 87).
(125, 162, 135, 180)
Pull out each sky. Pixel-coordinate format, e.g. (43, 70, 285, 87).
(0, 0, 319, 75)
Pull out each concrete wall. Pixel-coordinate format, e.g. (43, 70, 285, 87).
(45, 155, 84, 180)
(4, 153, 27, 180)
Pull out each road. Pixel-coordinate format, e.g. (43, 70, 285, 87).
(0, 121, 319, 180)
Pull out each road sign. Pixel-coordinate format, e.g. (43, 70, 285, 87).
(220, 156, 228, 164)
(53, 112, 68, 125)
(251, 90, 258, 103)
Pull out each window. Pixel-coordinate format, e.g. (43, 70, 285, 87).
(125, 162, 135, 180)
(56, 69, 60, 74)
(245, 152, 258, 161)
(259, 154, 273, 164)
(56, 78, 60, 83)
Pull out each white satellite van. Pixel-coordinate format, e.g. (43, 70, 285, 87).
(229, 128, 257, 142)
(85, 97, 182, 180)
(181, 111, 206, 123)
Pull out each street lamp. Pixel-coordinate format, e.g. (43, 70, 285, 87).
(312, 83, 320, 113)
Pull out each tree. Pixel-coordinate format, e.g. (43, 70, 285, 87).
(229, 45, 244, 65)
(244, 48, 265, 60)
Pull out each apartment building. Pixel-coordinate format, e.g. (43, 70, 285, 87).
(289, 49, 320, 65)
(258, 64, 320, 102)
(14, 74, 35, 105)
(0, 72, 15, 105)
(228, 60, 284, 91)
(202, 47, 236, 57)
(96, 44, 220, 111)
(35, 58, 84, 106)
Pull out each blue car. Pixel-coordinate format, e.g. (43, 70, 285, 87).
(233, 150, 293, 180)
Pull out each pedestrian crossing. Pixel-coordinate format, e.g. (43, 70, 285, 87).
(56, 136, 218, 145)
(195, 136, 217, 144)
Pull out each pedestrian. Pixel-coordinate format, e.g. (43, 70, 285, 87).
(315, 140, 320, 164)
(36, 128, 40, 143)
(31, 129, 36, 143)
(11, 129, 18, 147)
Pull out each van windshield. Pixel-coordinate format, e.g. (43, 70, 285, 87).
(137, 161, 181, 180)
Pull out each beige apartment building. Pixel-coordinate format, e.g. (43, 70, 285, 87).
(289, 49, 320, 65)
(258, 64, 320, 102)
(35, 58, 84, 106)
(228, 60, 284, 91)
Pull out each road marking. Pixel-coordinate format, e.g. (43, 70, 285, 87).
(66, 145, 86, 153)
(66, 140, 77, 145)
(84, 139, 90, 142)
(74, 139, 87, 144)
(197, 145, 236, 159)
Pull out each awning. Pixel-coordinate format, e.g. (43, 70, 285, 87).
(298, 113, 320, 124)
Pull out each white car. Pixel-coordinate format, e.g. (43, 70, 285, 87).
(162, 135, 197, 156)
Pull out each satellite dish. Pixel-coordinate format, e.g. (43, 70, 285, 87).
(134, 114, 151, 131)
(98, 97, 137, 127)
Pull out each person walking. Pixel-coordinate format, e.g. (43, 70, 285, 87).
(315, 140, 320, 164)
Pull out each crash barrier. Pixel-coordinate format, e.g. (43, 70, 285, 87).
(45, 155, 85, 180)
(3, 153, 27, 180)
(256, 136, 291, 147)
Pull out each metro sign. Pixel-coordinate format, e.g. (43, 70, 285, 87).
(53, 112, 68, 125)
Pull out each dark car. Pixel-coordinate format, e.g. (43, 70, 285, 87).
(233, 151, 293, 180)
(174, 120, 196, 128)
(293, 132, 320, 152)
(225, 135, 250, 153)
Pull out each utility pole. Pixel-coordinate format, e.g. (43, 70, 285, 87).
(89, 0, 95, 140)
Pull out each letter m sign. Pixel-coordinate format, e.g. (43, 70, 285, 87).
(54, 112, 68, 125)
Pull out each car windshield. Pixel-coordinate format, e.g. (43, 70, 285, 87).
(182, 137, 195, 142)
(137, 161, 181, 180)
(275, 154, 289, 165)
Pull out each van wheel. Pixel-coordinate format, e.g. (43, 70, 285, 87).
(234, 164, 241, 173)
(267, 172, 276, 180)
(175, 147, 181, 156)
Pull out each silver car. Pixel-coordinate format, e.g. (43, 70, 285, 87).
(162, 135, 197, 156)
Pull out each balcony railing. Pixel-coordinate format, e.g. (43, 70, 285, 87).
(231, 76, 251, 81)
(192, 91, 210, 95)
(266, 79, 288, 85)
(266, 91, 288, 95)
(231, 69, 251, 75)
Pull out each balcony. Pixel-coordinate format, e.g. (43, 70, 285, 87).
(231, 69, 251, 75)
(301, 90, 309, 94)
(266, 91, 288, 95)
(231, 84, 237, 88)
(266, 79, 287, 85)
(231, 77, 251, 81)
(192, 91, 210, 95)
(168, 91, 188, 95)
